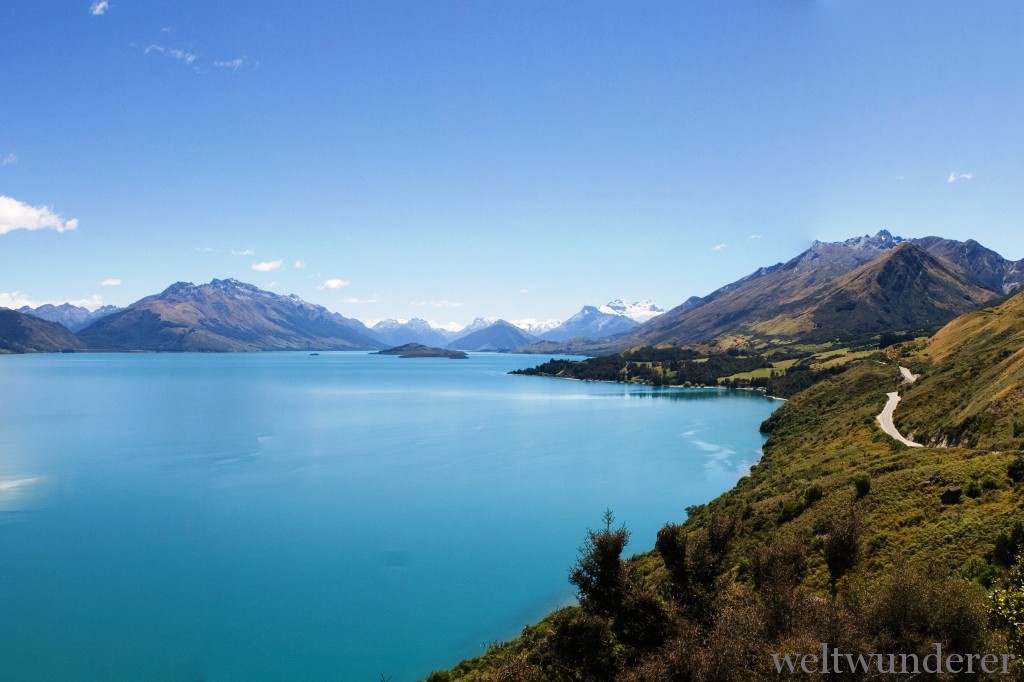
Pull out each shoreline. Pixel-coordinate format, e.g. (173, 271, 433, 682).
(510, 371, 787, 400)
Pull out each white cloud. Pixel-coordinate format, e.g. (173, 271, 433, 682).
(101, 278, 121, 286)
(196, 246, 215, 252)
(948, 171, 973, 183)
(2, 153, 17, 165)
(430, 320, 466, 332)
(144, 44, 198, 65)
(319, 278, 350, 289)
(214, 57, 246, 70)
(410, 300, 464, 308)
(712, 243, 727, 251)
(294, 260, 306, 269)
(342, 296, 379, 304)
(518, 288, 530, 294)
(89, 1, 110, 16)
(748, 234, 761, 240)
(231, 248, 254, 256)
(0, 195, 79, 235)
(252, 259, 283, 272)
(1, 291, 105, 311)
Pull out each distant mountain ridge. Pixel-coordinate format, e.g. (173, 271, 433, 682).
(447, 320, 538, 352)
(78, 278, 384, 351)
(2, 232, 1017, 354)
(371, 317, 450, 347)
(17, 303, 122, 332)
(598, 299, 665, 323)
(540, 305, 639, 341)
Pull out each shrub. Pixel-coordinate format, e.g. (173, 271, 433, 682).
(1008, 456, 1024, 483)
(854, 472, 871, 498)
(803, 483, 824, 507)
(993, 521, 1024, 566)
(823, 510, 860, 597)
(777, 498, 804, 524)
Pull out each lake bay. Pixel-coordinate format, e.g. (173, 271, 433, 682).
(0, 352, 778, 681)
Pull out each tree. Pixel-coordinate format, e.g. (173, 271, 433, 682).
(823, 509, 859, 598)
(570, 509, 630, 617)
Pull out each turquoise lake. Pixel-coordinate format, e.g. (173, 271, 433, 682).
(0, 352, 779, 681)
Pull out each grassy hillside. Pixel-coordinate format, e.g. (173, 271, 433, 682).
(895, 290, 1024, 450)
(428, 299, 1024, 681)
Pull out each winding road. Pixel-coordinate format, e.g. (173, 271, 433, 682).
(876, 366, 923, 448)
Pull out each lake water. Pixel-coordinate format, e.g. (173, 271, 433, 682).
(0, 352, 778, 681)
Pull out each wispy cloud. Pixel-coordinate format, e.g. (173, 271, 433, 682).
(196, 246, 215, 252)
(748, 234, 761, 240)
(410, 299, 463, 308)
(1, 291, 105, 311)
(712, 243, 727, 251)
(430, 320, 466, 332)
(518, 288, 530, 294)
(342, 296, 379, 304)
(101, 278, 121, 286)
(318, 278, 349, 290)
(231, 248, 254, 256)
(251, 259, 282, 272)
(948, 171, 973, 183)
(294, 260, 306, 269)
(2, 153, 17, 165)
(214, 57, 247, 70)
(89, 1, 110, 16)
(0, 195, 78, 235)
(144, 44, 198, 65)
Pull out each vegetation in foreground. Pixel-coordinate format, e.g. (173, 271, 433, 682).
(429, 291, 1024, 681)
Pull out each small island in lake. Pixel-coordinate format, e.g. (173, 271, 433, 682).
(375, 343, 468, 359)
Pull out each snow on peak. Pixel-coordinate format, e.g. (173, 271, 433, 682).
(598, 299, 665, 323)
(511, 318, 562, 335)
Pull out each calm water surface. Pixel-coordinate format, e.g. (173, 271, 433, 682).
(0, 352, 779, 681)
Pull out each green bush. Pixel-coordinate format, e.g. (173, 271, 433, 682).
(803, 483, 824, 507)
(994, 521, 1024, 566)
(1008, 455, 1024, 483)
(854, 472, 871, 498)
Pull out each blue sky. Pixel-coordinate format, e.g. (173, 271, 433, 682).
(2, 1, 1022, 328)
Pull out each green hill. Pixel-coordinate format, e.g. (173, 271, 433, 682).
(895, 289, 1024, 450)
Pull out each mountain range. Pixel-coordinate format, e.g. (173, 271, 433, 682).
(77, 278, 384, 352)
(615, 230, 1022, 350)
(447, 320, 539, 352)
(371, 318, 451, 348)
(17, 303, 121, 332)
(1, 231, 1019, 354)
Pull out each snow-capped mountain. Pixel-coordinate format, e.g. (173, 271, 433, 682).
(371, 317, 450, 347)
(511, 318, 562, 336)
(541, 306, 639, 341)
(598, 299, 665, 323)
